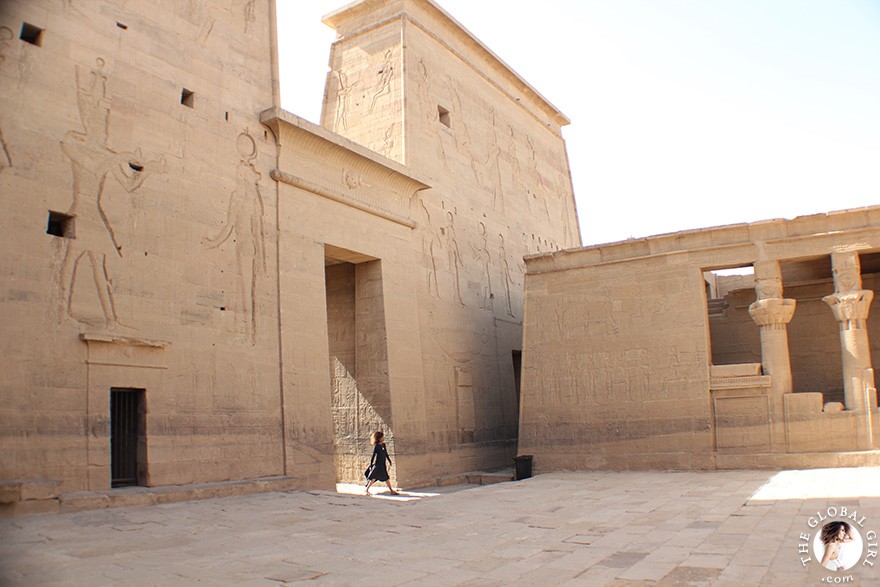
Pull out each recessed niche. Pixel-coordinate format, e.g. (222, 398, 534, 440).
(20, 22, 43, 46)
(181, 88, 194, 108)
(438, 105, 450, 128)
(47, 211, 74, 238)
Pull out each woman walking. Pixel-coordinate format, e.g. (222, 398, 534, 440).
(365, 431, 398, 496)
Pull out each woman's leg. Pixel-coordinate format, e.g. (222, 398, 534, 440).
(385, 480, 398, 495)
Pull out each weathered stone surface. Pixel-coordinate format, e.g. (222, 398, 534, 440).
(0, 0, 578, 497)
(521, 209, 880, 470)
(1, 469, 878, 585)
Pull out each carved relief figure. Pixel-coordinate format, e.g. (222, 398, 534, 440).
(498, 233, 516, 318)
(333, 70, 359, 131)
(488, 110, 504, 212)
(0, 27, 13, 171)
(189, 0, 215, 44)
(412, 198, 441, 298)
(59, 58, 165, 327)
(524, 136, 550, 220)
(470, 222, 492, 310)
(755, 269, 783, 300)
(507, 125, 529, 213)
(203, 131, 266, 342)
(379, 123, 395, 158)
(367, 50, 394, 115)
(244, 0, 257, 33)
(415, 59, 448, 168)
(441, 211, 464, 306)
(451, 85, 491, 190)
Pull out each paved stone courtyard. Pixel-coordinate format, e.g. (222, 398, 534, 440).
(2, 468, 880, 586)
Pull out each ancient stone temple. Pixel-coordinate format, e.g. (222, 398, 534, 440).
(520, 210, 880, 471)
(0, 0, 580, 510)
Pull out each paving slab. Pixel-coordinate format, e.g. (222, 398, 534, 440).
(1, 469, 880, 586)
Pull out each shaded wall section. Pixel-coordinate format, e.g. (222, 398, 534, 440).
(519, 256, 714, 471)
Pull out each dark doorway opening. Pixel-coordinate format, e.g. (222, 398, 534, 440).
(511, 350, 522, 419)
(111, 388, 146, 487)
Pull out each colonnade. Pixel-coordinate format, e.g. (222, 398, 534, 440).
(747, 252, 877, 450)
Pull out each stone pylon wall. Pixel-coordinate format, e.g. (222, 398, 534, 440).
(0, 0, 583, 495)
(0, 0, 285, 492)
(319, 0, 582, 480)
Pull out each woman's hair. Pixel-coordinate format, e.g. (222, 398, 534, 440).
(370, 430, 384, 445)
(821, 521, 852, 545)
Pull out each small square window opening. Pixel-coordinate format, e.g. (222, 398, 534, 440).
(181, 88, 194, 108)
(47, 211, 74, 238)
(438, 105, 451, 128)
(20, 22, 43, 46)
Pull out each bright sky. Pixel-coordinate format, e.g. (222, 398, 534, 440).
(276, 0, 880, 246)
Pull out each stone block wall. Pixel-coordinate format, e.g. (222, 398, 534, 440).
(522, 209, 880, 470)
(0, 0, 282, 492)
(519, 255, 714, 470)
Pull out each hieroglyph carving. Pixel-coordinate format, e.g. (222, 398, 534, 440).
(441, 211, 464, 306)
(0, 27, 13, 171)
(185, 0, 215, 44)
(498, 234, 516, 318)
(414, 60, 448, 168)
(59, 58, 165, 328)
(333, 70, 358, 132)
(414, 199, 441, 298)
(367, 50, 394, 115)
(331, 50, 395, 132)
(470, 222, 492, 310)
(379, 123, 395, 158)
(203, 131, 266, 342)
(243, 0, 257, 33)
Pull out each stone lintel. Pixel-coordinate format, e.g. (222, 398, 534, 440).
(524, 206, 880, 275)
(270, 169, 416, 229)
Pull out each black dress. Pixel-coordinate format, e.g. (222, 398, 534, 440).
(368, 443, 392, 482)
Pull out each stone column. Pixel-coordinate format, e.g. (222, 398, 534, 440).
(823, 252, 875, 413)
(749, 260, 796, 451)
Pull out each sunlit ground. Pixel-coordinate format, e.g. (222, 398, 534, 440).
(335, 482, 443, 502)
(749, 466, 880, 501)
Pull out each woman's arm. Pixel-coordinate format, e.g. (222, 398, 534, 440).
(821, 545, 834, 569)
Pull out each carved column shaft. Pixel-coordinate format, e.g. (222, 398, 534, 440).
(748, 261, 796, 451)
(823, 252, 876, 413)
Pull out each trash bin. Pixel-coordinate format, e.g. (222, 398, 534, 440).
(514, 455, 533, 480)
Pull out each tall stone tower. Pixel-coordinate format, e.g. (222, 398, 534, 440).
(321, 0, 580, 252)
(317, 0, 582, 479)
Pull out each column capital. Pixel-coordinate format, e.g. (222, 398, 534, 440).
(748, 298, 796, 329)
(823, 290, 873, 330)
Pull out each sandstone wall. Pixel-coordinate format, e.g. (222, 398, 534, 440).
(318, 0, 581, 481)
(0, 0, 582, 494)
(0, 0, 281, 492)
(521, 210, 880, 470)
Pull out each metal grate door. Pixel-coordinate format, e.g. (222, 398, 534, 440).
(111, 388, 143, 487)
